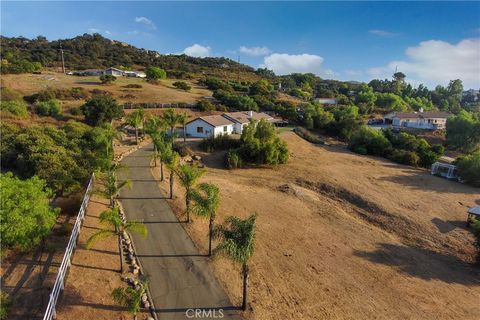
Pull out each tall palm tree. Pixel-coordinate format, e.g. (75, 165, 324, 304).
(162, 108, 181, 142)
(152, 133, 171, 181)
(86, 207, 147, 273)
(164, 149, 179, 199)
(93, 123, 118, 169)
(111, 278, 148, 320)
(213, 214, 257, 311)
(175, 164, 205, 223)
(95, 163, 131, 207)
(191, 183, 220, 256)
(126, 108, 145, 145)
(177, 112, 188, 143)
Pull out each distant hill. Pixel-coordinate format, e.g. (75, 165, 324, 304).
(0, 33, 256, 75)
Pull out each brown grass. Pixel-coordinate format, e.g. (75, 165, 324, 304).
(154, 132, 480, 320)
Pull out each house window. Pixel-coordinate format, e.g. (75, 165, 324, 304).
(223, 126, 228, 132)
(197, 127, 203, 133)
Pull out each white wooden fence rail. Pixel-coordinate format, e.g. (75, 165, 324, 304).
(43, 173, 95, 320)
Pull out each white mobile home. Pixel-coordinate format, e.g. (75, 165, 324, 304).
(185, 115, 234, 138)
(384, 111, 451, 130)
(104, 67, 125, 77)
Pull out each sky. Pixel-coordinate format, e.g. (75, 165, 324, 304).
(1, 1, 480, 89)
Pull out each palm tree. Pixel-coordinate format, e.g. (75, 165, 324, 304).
(111, 278, 148, 320)
(162, 108, 181, 142)
(86, 207, 147, 273)
(96, 163, 131, 207)
(164, 149, 179, 199)
(152, 133, 171, 181)
(126, 108, 145, 145)
(93, 123, 118, 169)
(177, 112, 188, 143)
(213, 214, 257, 311)
(175, 164, 205, 223)
(191, 183, 220, 256)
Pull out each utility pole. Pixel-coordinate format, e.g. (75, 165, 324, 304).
(60, 45, 65, 74)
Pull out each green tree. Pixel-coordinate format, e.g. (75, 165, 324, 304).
(162, 108, 182, 140)
(111, 279, 148, 320)
(146, 66, 167, 81)
(95, 163, 132, 207)
(177, 112, 188, 143)
(172, 81, 191, 91)
(213, 214, 257, 311)
(126, 108, 145, 145)
(100, 74, 117, 84)
(164, 148, 179, 199)
(81, 94, 124, 126)
(35, 99, 62, 116)
(456, 150, 480, 187)
(446, 111, 480, 151)
(191, 183, 220, 256)
(0, 173, 59, 252)
(0, 100, 28, 118)
(175, 164, 206, 223)
(249, 79, 274, 96)
(87, 206, 147, 273)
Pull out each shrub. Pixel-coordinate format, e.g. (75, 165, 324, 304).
(173, 81, 191, 91)
(225, 149, 243, 169)
(199, 134, 241, 152)
(124, 84, 143, 89)
(0, 100, 28, 117)
(100, 74, 116, 84)
(35, 99, 62, 116)
(388, 149, 420, 166)
(58, 222, 74, 236)
(204, 77, 232, 91)
(348, 126, 391, 156)
(197, 100, 215, 111)
(0, 173, 59, 252)
(69, 107, 82, 116)
(456, 150, 480, 187)
(0, 87, 22, 101)
(146, 67, 167, 80)
(81, 94, 124, 126)
(174, 143, 193, 157)
(294, 127, 325, 145)
(0, 292, 10, 320)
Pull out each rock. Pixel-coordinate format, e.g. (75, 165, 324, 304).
(142, 294, 148, 302)
(192, 155, 201, 160)
(135, 284, 141, 291)
(133, 268, 139, 275)
(143, 301, 150, 308)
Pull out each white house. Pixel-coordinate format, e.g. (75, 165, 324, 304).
(223, 111, 274, 134)
(104, 67, 125, 77)
(384, 110, 451, 130)
(124, 71, 147, 78)
(185, 115, 235, 138)
(185, 111, 276, 138)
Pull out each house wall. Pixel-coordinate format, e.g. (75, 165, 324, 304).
(105, 69, 124, 77)
(213, 124, 234, 136)
(185, 119, 216, 138)
(393, 117, 447, 129)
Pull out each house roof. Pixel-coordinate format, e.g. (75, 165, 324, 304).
(393, 111, 452, 119)
(105, 67, 124, 72)
(187, 115, 234, 127)
(223, 111, 273, 124)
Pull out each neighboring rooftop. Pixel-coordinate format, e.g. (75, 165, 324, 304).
(390, 111, 452, 119)
(224, 111, 273, 124)
(196, 115, 235, 127)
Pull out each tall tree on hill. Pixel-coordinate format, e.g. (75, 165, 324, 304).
(86, 206, 147, 273)
(213, 214, 257, 311)
(191, 183, 220, 256)
(125, 108, 145, 145)
(175, 164, 205, 223)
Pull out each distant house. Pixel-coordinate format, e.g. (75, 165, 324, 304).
(223, 111, 274, 134)
(384, 110, 451, 130)
(185, 115, 235, 138)
(124, 71, 147, 78)
(185, 111, 276, 138)
(314, 98, 337, 105)
(73, 69, 104, 76)
(104, 67, 125, 77)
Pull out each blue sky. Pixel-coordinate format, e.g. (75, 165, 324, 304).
(2, 1, 480, 88)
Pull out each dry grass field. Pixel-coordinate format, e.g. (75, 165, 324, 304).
(153, 132, 480, 320)
(1, 72, 212, 105)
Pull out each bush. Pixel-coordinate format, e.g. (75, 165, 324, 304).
(225, 149, 243, 169)
(146, 67, 167, 80)
(204, 77, 232, 91)
(58, 222, 74, 236)
(348, 126, 391, 156)
(0, 173, 59, 252)
(173, 81, 191, 91)
(456, 150, 480, 187)
(0, 100, 28, 117)
(0, 87, 22, 101)
(36, 99, 62, 116)
(294, 127, 325, 145)
(27, 87, 89, 102)
(124, 84, 143, 89)
(173, 143, 193, 157)
(69, 106, 82, 116)
(81, 94, 124, 126)
(388, 149, 420, 166)
(0, 292, 10, 320)
(197, 100, 215, 111)
(100, 74, 116, 84)
(199, 134, 241, 152)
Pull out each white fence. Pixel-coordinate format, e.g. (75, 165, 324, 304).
(43, 173, 95, 320)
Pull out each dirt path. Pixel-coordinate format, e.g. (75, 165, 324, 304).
(118, 144, 241, 320)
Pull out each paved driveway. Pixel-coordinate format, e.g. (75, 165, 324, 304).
(118, 144, 240, 320)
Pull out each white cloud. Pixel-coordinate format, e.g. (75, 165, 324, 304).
(87, 28, 100, 33)
(239, 46, 272, 56)
(368, 29, 400, 37)
(135, 16, 156, 29)
(262, 53, 325, 75)
(183, 44, 211, 57)
(369, 38, 480, 89)
(105, 30, 112, 35)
